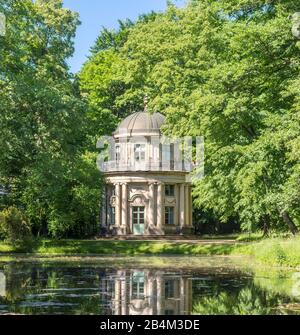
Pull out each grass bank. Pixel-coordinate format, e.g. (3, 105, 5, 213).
(0, 239, 236, 256)
(233, 236, 300, 268)
(0, 235, 299, 268)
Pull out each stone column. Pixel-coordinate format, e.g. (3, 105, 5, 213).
(152, 272, 158, 315)
(156, 275, 164, 315)
(115, 183, 122, 231)
(148, 183, 155, 234)
(147, 273, 154, 314)
(179, 183, 185, 230)
(121, 183, 128, 235)
(185, 184, 189, 228)
(174, 184, 179, 227)
(179, 278, 187, 315)
(114, 277, 121, 315)
(157, 183, 164, 235)
(189, 185, 193, 228)
(121, 271, 127, 315)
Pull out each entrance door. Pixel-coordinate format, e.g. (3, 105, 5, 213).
(132, 207, 145, 235)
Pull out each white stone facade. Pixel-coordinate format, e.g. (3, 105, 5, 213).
(101, 112, 193, 236)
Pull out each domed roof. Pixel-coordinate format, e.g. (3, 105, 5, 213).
(114, 112, 165, 138)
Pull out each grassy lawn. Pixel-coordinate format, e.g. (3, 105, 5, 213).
(233, 235, 300, 268)
(0, 235, 299, 268)
(0, 239, 237, 256)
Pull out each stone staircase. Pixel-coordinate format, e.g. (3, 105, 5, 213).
(95, 235, 200, 241)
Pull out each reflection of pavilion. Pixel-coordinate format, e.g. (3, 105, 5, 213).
(0, 272, 5, 297)
(101, 270, 192, 315)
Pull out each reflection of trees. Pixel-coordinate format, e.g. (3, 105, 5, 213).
(1, 264, 36, 304)
(253, 268, 300, 302)
(193, 284, 288, 315)
(0, 263, 103, 315)
(73, 295, 103, 315)
(1, 262, 299, 315)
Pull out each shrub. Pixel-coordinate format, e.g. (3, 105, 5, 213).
(0, 207, 31, 244)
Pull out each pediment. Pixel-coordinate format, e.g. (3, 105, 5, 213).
(129, 194, 149, 206)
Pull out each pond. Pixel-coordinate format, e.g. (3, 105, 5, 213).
(0, 256, 299, 315)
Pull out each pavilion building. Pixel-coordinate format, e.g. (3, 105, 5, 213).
(100, 110, 193, 236)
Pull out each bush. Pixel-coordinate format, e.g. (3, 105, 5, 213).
(0, 207, 31, 244)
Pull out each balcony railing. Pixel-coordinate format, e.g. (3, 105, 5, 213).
(98, 159, 194, 173)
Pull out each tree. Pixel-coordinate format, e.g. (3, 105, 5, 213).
(0, 0, 102, 237)
(0, 207, 31, 243)
(79, 0, 300, 234)
(79, 11, 161, 141)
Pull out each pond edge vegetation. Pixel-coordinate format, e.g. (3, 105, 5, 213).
(0, 235, 300, 269)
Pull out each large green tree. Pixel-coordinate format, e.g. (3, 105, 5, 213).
(0, 0, 101, 237)
(80, 0, 300, 234)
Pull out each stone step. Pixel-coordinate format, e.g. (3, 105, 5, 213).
(95, 235, 199, 241)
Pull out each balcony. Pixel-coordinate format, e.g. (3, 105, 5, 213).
(98, 159, 194, 173)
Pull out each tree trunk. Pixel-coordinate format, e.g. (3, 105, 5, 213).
(262, 215, 270, 237)
(282, 211, 298, 235)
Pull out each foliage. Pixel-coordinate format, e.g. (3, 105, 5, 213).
(80, 0, 300, 234)
(193, 284, 288, 315)
(0, 207, 31, 243)
(79, 11, 161, 139)
(236, 236, 300, 267)
(1, 0, 300, 237)
(0, 0, 102, 237)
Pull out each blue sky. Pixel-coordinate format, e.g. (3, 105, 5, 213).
(63, 0, 186, 73)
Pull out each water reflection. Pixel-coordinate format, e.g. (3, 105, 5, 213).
(0, 261, 299, 315)
(102, 270, 192, 315)
(0, 272, 5, 297)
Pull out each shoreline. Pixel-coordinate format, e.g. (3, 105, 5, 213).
(0, 236, 299, 269)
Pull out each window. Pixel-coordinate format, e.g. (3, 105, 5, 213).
(165, 185, 175, 197)
(161, 143, 175, 169)
(132, 207, 145, 225)
(165, 280, 175, 298)
(165, 207, 174, 225)
(110, 207, 115, 225)
(115, 145, 120, 162)
(162, 144, 171, 163)
(132, 272, 145, 299)
(134, 144, 146, 162)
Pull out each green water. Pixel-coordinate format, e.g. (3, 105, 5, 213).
(0, 257, 299, 315)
